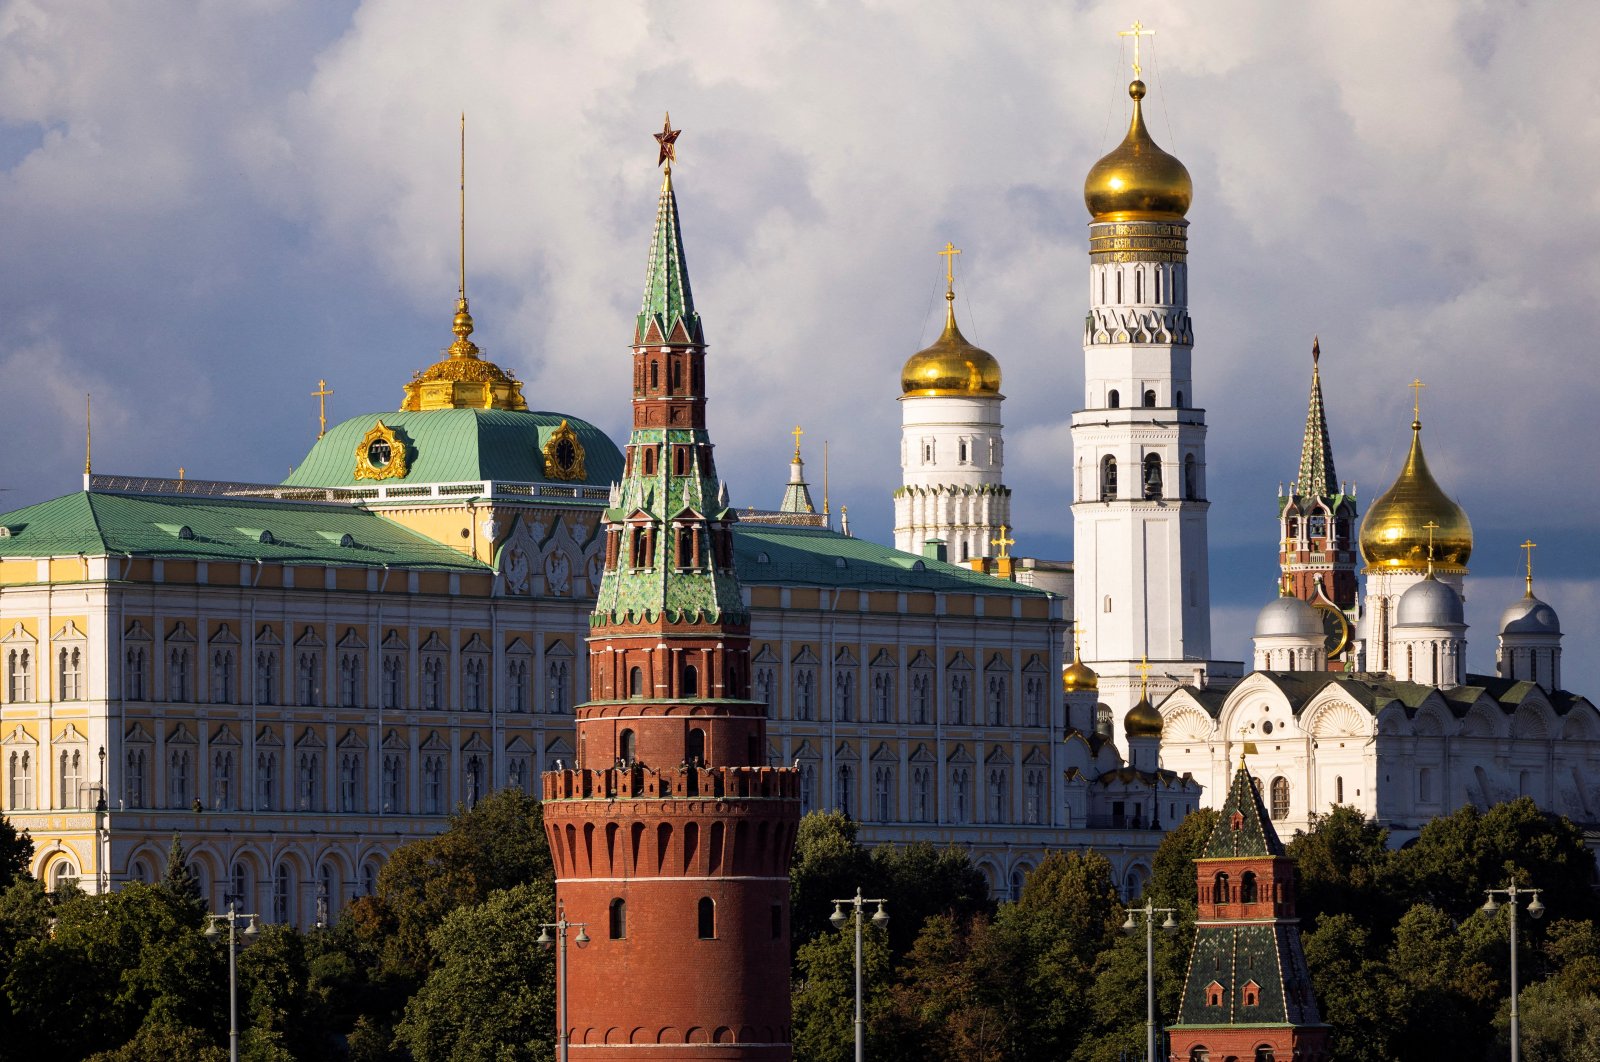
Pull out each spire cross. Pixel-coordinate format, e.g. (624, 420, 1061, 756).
(791, 425, 804, 460)
(1409, 378, 1425, 423)
(84, 393, 92, 476)
(312, 379, 334, 440)
(1423, 521, 1439, 572)
(1070, 622, 1084, 658)
(1136, 654, 1152, 697)
(1118, 19, 1156, 79)
(1521, 539, 1537, 595)
(990, 523, 1015, 560)
(655, 112, 681, 173)
(938, 241, 961, 296)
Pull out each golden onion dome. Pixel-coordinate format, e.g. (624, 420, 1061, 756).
(1063, 655, 1100, 693)
(1084, 80, 1193, 221)
(1125, 694, 1164, 740)
(1360, 419, 1472, 573)
(901, 294, 1002, 397)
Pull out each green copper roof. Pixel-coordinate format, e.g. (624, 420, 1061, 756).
(778, 458, 816, 514)
(283, 408, 623, 490)
(635, 171, 702, 345)
(732, 525, 1051, 596)
(1296, 348, 1337, 498)
(1202, 764, 1284, 859)
(0, 492, 488, 570)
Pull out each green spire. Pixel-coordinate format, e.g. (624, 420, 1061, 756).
(635, 169, 703, 346)
(1296, 337, 1337, 497)
(1202, 760, 1284, 859)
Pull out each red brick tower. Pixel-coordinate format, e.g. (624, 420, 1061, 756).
(542, 119, 801, 1060)
(1276, 339, 1359, 668)
(1167, 760, 1330, 1061)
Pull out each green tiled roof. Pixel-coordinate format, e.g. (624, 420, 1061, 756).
(1203, 764, 1284, 859)
(283, 408, 623, 490)
(636, 171, 702, 345)
(732, 524, 1051, 596)
(0, 492, 487, 571)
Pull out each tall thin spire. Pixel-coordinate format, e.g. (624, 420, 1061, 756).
(448, 112, 479, 362)
(459, 112, 467, 302)
(1296, 337, 1337, 497)
(637, 114, 700, 345)
(83, 393, 92, 478)
(780, 428, 816, 514)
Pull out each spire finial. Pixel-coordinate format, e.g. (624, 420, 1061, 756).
(448, 114, 479, 359)
(311, 379, 334, 440)
(822, 439, 830, 517)
(1118, 19, 1156, 80)
(1521, 539, 1537, 597)
(655, 111, 681, 174)
(1312, 335, 1320, 368)
(990, 523, 1015, 560)
(938, 241, 962, 302)
(459, 112, 466, 303)
(1136, 654, 1152, 700)
(83, 393, 92, 477)
(1070, 622, 1084, 662)
(792, 424, 804, 461)
(1424, 520, 1439, 576)
(1409, 377, 1425, 429)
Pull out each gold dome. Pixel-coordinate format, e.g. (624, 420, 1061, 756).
(1360, 420, 1472, 573)
(1125, 694, 1163, 739)
(1083, 81, 1193, 221)
(901, 294, 1002, 397)
(1063, 656, 1099, 693)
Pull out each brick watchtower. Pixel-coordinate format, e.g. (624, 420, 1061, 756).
(1167, 760, 1330, 1062)
(542, 121, 801, 1060)
(1276, 339, 1359, 668)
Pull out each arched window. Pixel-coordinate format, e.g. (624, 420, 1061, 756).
(1270, 776, 1290, 821)
(1135, 269, 1143, 302)
(1155, 268, 1163, 303)
(1100, 455, 1118, 500)
(50, 859, 78, 892)
(686, 728, 705, 765)
(1240, 871, 1259, 904)
(697, 896, 716, 939)
(274, 864, 292, 923)
(1143, 453, 1163, 499)
(1418, 767, 1433, 802)
(619, 729, 636, 764)
(671, 360, 682, 392)
(1184, 453, 1198, 500)
(682, 664, 698, 697)
(1175, 389, 1184, 408)
(1254, 1048, 1275, 1062)
(674, 446, 687, 476)
(1213, 872, 1231, 904)
(610, 898, 627, 939)
(1335, 775, 1345, 804)
(1191, 1047, 1211, 1061)
(629, 667, 644, 698)
(643, 448, 657, 475)
(1108, 389, 1120, 409)
(1243, 983, 1260, 1007)
(1103, 595, 1113, 614)
(835, 763, 853, 814)
(1143, 389, 1157, 407)
(59, 647, 84, 701)
(650, 360, 659, 390)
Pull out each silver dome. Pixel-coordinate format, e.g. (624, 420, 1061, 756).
(1500, 594, 1561, 637)
(1396, 577, 1465, 627)
(1254, 595, 1323, 639)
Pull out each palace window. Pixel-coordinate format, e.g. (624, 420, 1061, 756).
(208, 650, 234, 704)
(912, 768, 931, 822)
(793, 670, 815, 721)
(296, 752, 321, 812)
(255, 650, 277, 705)
(985, 674, 1008, 726)
(422, 756, 445, 815)
(872, 766, 893, 821)
(835, 763, 853, 815)
(800, 763, 816, 814)
(948, 674, 969, 725)
(462, 655, 486, 712)
(168, 749, 192, 808)
(339, 753, 362, 812)
(1270, 776, 1290, 821)
(508, 756, 531, 794)
(295, 653, 321, 707)
(212, 750, 235, 811)
(833, 671, 854, 722)
(381, 654, 404, 709)
(257, 752, 277, 811)
(168, 647, 192, 702)
(986, 768, 1008, 823)
(910, 670, 931, 724)
(507, 658, 529, 713)
(548, 660, 571, 713)
(1024, 770, 1045, 825)
(950, 768, 970, 823)
(125, 646, 148, 701)
(338, 654, 363, 708)
(464, 755, 484, 808)
(422, 656, 444, 710)
(7, 751, 33, 810)
(1024, 675, 1044, 727)
(7, 649, 32, 703)
(382, 755, 403, 812)
(871, 671, 893, 723)
(59, 647, 84, 701)
(125, 748, 147, 808)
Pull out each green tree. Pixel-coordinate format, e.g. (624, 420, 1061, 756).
(1384, 903, 1508, 1060)
(887, 913, 1007, 1062)
(159, 833, 206, 916)
(1285, 805, 1396, 932)
(84, 1021, 229, 1062)
(868, 841, 990, 959)
(790, 811, 871, 953)
(1301, 913, 1407, 1062)
(1544, 918, 1600, 997)
(1148, 807, 1219, 904)
(0, 814, 32, 882)
(792, 918, 893, 1062)
(393, 881, 556, 1062)
(1493, 979, 1600, 1061)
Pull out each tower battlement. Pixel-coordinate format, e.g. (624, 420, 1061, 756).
(542, 764, 800, 804)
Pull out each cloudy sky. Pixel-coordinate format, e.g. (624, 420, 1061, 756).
(2, 0, 1595, 694)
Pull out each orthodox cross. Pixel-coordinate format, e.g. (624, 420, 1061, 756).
(990, 524, 1015, 560)
(312, 379, 334, 440)
(938, 241, 962, 294)
(1423, 521, 1439, 569)
(1069, 622, 1085, 658)
(791, 424, 804, 459)
(655, 112, 681, 172)
(1136, 653, 1152, 696)
(1521, 538, 1537, 594)
(1409, 378, 1426, 422)
(1119, 19, 1156, 79)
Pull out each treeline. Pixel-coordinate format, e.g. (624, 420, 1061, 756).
(1, 795, 1598, 1061)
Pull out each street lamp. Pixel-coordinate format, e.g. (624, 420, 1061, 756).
(537, 906, 590, 1062)
(1484, 878, 1545, 1062)
(1122, 900, 1179, 1062)
(830, 888, 888, 1062)
(204, 898, 260, 1062)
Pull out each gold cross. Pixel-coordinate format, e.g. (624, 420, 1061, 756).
(1521, 538, 1537, 595)
(1118, 19, 1156, 79)
(1423, 521, 1439, 567)
(1136, 654, 1152, 687)
(1069, 622, 1084, 658)
(938, 241, 962, 293)
(1409, 378, 1425, 422)
(990, 523, 1015, 559)
(312, 379, 334, 439)
(791, 424, 804, 459)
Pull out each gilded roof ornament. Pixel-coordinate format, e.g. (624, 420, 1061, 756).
(900, 243, 1002, 397)
(655, 111, 681, 172)
(1358, 385, 1473, 573)
(1084, 25, 1191, 222)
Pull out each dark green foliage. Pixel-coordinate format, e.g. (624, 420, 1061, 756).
(869, 841, 992, 958)
(1148, 807, 1219, 904)
(792, 917, 893, 1062)
(0, 814, 33, 883)
(1286, 805, 1396, 930)
(790, 811, 873, 952)
(158, 833, 205, 917)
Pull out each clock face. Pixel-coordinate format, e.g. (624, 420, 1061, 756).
(366, 439, 392, 469)
(554, 438, 577, 471)
(1315, 602, 1351, 658)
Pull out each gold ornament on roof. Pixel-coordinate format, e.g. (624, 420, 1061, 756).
(1359, 385, 1473, 573)
(1062, 624, 1099, 693)
(355, 420, 409, 481)
(542, 419, 587, 482)
(1124, 653, 1164, 739)
(401, 115, 528, 413)
(900, 242, 1002, 397)
(1084, 24, 1191, 222)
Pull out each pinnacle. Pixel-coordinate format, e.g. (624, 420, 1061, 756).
(635, 169, 703, 347)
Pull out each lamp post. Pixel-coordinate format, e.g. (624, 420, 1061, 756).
(1483, 878, 1544, 1062)
(537, 906, 590, 1062)
(830, 888, 888, 1062)
(1122, 900, 1179, 1062)
(204, 898, 259, 1062)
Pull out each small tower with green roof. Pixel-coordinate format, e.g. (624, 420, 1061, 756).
(1167, 758, 1330, 1062)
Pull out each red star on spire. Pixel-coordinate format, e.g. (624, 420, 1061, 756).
(654, 112, 681, 170)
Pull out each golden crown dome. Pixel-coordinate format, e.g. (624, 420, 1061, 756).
(1062, 655, 1099, 693)
(901, 294, 1002, 397)
(1083, 81, 1193, 221)
(1360, 419, 1472, 573)
(1124, 694, 1163, 739)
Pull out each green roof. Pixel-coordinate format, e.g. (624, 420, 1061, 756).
(635, 170, 702, 345)
(732, 524, 1052, 596)
(1202, 764, 1284, 859)
(0, 492, 487, 571)
(283, 408, 623, 490)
